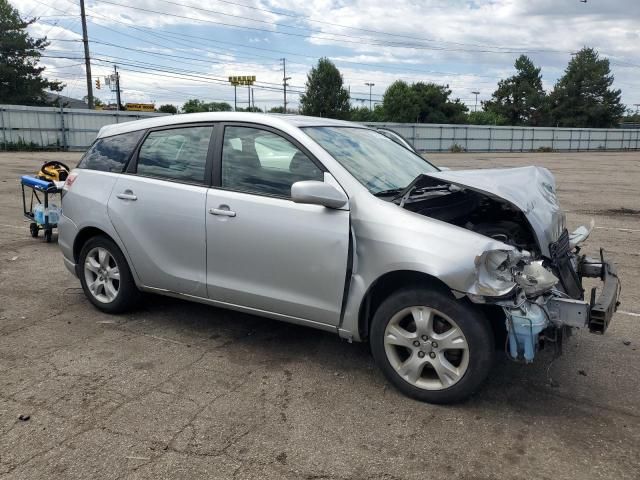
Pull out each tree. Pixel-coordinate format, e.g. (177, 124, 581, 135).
(0, 0, 63, 105)
(158, 104, 177, 114)
(622, 108, 640, 127)
(382, 80, 467, 123)
(350, 104, 384, 122)
(411, 82, 467, 124)
(82, 96, 104, 107)
(236, 106, 263, 113)
(382, 80, 418, 122)
(267, 106, 297, 114)
(299, 58, 350, 119)
(548, 47, 625, 128)
(466, 110, 508, 126)
(181, 99, 232, 113)
(483, 55, 547, 126)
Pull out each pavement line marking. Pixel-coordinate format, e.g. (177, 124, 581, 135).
(595, 226, 640, 233)
(618, 310, 640, 317)
(1, 223, 25, 230)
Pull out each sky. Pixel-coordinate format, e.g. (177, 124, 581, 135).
(16, 0, 640, 112)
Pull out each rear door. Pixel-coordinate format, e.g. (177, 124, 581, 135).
(107, 124, 214, 297)
(205, 124, 350, 326)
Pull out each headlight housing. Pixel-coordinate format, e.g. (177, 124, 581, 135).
(514, 260, 559, 297)
(475, 249, 558, 298)
(475, 249, 525, 296)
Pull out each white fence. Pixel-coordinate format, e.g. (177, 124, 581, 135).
(1, 104, 639, 152)
(0, 104, 166, 151)
(364, 122, 640, 152)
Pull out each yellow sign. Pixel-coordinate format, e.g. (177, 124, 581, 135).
(125, 103, 155, 112)
(229, 75, 256, 86)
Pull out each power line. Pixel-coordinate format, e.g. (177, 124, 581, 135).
(52, 2, 511, 83)
(152, 0, 573, 54)
(90, 0, 573, 55)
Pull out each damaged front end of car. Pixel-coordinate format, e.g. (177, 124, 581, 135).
(468, 225, 621, 363)
(396, 166, 621, 363)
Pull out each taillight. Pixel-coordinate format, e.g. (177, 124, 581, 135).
(63, 173, 77, 190)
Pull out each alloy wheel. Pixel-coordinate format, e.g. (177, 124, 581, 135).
(383, 306, 469, 390)
(83, 247, 120, 303)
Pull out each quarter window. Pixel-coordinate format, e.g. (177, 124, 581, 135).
(222, 126, 323, 197)
(136, 126, 213, 183)
(77, 130, 144, 172)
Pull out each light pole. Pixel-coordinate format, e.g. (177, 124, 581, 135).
(472, 91, 480, 112)
(365, 82, 375, 111)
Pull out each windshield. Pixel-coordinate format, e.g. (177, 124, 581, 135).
(303, 126, 438, 194)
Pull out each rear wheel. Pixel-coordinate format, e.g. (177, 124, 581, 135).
(370, 287, 494, 404)
(78, 235, 138, 313)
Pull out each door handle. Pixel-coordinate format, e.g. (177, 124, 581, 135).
(209, 207, 236, 217)
(116, 191, 137, 201)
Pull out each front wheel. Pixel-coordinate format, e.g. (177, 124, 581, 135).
(78, 235, 139, 313)
(370, 287, 494, 404)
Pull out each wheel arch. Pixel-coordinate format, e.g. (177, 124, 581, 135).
(357, 270, 453, 342)
(73, 226, 141, 286)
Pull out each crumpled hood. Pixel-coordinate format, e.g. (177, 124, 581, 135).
(426, 166, 565, 256)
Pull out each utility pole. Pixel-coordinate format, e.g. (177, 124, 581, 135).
(472, 91, 480, 112)
(79, 0, 94, 109)
(251, 88, 255, 110)
(365, 82, 375, 111)
(113, 65, 121, 111)
(281, 58, 291, 113)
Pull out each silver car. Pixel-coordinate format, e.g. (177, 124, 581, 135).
(59, 113, 620, 404)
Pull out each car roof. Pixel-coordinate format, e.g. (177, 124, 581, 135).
(96, 112, 360, 139)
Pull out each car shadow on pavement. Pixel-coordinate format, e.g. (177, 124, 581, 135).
(124, 293, 582, 413)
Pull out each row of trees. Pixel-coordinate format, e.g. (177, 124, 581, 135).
(296, 49, 627, 128)
(483, 50, 625, 128)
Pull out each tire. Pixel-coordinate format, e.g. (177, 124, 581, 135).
(78, 235, 139, 313)
(44, 229, 52, 243)
(30, 223, 39, 238)
(370, 287, 494, 404)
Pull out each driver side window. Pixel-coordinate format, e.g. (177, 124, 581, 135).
(221, 126, 323, 197)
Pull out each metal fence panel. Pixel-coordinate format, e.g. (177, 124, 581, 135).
(365, 122, 640, 152)
(0, 104, 167, 151)
(1, 105, 639, 153)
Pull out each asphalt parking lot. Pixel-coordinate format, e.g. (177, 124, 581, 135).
(1, 150, 639, 479)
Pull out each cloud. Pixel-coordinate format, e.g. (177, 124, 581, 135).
(14, 0, 640, 108)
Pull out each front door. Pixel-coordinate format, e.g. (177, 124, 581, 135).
(205, 125, 350, 326)
(108, 125, 214, 297)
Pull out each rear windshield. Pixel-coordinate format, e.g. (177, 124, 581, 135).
(78, 130, 144, 172)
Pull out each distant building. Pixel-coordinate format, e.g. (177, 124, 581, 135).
(45, 93, 89, 109)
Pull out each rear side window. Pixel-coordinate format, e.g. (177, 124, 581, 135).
(78, 130, 144, 172)
(136, 126, 213, 184)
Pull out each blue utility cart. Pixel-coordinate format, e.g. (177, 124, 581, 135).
(20, 175, 63, 243)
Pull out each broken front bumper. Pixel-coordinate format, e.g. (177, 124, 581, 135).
(547, 251, 621, 334)
(584, 254, 621, 334)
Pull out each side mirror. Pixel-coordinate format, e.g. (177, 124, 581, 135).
(291, 181, 348, 209)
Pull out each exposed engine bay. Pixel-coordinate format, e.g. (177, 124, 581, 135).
(396, 176, 538, 253)
(387, 172, 620, 364)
